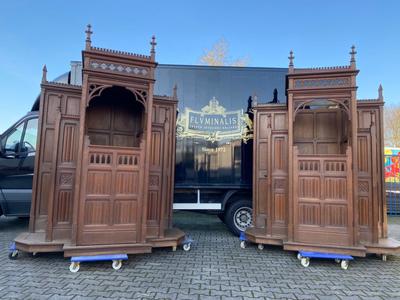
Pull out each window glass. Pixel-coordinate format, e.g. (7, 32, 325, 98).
(5, 123, 24, 153)
(22, 118, 38, 152)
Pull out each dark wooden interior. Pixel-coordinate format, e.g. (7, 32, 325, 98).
(14, 28, 184, 257)
(247, 49, 400, 256)
(86, 86, 144, 147)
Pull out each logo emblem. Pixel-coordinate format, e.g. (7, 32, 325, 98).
(177, 97, 253, 143)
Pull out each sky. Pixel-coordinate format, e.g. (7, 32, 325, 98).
(0, 0, 399, 133)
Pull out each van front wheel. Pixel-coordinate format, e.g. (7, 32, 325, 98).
(225, 200, 252, 236)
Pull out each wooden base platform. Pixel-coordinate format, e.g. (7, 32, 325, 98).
(283, 242, 367, 257)
(147, 228, 186, 248)
(245, 228, 400, 257)
(365, 238, 400, 255)
(14, 227, 186, 257)
(245, 228, 284, 246)
(15, 232, 66, 253)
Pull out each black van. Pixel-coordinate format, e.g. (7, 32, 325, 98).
(0, 62, 287, 236)
(0, 111, 38, 216)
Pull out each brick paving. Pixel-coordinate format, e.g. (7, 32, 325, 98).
(1, 212, 400, 299)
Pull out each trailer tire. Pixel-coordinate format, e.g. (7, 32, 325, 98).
(224, 199, 252, 236)
(217, 213, 225, 223)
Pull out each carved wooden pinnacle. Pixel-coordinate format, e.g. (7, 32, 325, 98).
(85, 24, 93, 49)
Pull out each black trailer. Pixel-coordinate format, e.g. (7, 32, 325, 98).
(154, 64, 287, 235)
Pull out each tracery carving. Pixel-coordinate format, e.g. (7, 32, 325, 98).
(126, 88, 147, 109)
(88, 84, 112, 102)
(293, 98, 351, 121)
(87, 84, 147, 109)
(60, 173, 73, 185)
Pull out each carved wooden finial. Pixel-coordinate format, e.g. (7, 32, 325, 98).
(378, 84, 383, 101)
(42, 64, 47, 83)
(350, 45, 357, 68)
(85, 24, 93, 50)
(288, 50, 294, 72)
(150, 35, 157, 60)
(173, 83, 178, 99)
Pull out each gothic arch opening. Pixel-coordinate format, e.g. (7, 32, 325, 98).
(86, 86, 144, 147)
(293, 99, 350, 155)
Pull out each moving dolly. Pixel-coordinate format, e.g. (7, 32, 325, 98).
(297, 251, 354, 270)
(69, 254, 128, 273)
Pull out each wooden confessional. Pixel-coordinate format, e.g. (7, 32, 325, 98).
(247, 48, 400, 256)
(15, 27, 185, 257)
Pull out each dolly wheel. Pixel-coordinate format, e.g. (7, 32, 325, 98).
(340, 260, 349, 270)
(335, 258, 341, 264)
(183, 243, 191, 252)
(297, 253, 302, 260)
(240, 241, 246, 249)
(69, 262, 80, 273)
(8, 250, 19, 260)
(257, 244, 264, 250)
(301, 257, 310, 267)
(112, 260, 122, 270)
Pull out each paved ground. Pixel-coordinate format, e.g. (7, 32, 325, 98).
(1, 212, 400, 300)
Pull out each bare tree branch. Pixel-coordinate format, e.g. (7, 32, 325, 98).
(199, 38, 249, 67)
(385, 104, 400, 147)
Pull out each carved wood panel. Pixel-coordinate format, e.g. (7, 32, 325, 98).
(147, 126, 164, 237)
(293, 150, 353, 246)
(253, 108, 288, 236)
(32, 88, 81, 236)
(147, 100, 175, 238)
(253, 112, 271, 229)
(50, 93, 81, 240)
(77, 145, 143, 245)
(53, 119, 79, 230)
(357, 130, 374, 242)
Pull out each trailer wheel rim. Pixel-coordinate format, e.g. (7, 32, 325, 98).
(233, 206, 252, 232)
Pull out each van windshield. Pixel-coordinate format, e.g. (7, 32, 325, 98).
(23, 118, 38, 152)
(5, 123, 24, 153)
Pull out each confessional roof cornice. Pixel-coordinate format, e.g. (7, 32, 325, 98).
(41, 81, 82, 93)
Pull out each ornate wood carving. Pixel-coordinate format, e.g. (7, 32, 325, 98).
(294, 78, 350, 89)
(88, 84, 112, 102)
(17, 27, 184, 256)
(248, 51, 394, 256)
(60, 173, 73, 185)
(90, 60, 150, 77)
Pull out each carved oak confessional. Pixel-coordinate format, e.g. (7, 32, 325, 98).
(247, 48, 400, 256)
(15, 26, 185, 256)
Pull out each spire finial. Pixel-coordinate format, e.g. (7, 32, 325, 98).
(173, 83, 178, 99)
(288, 50, 294, 72)
(42, 64, 47, 83)
(378, 84, 383, 101)
(350, 45, 356, 68)
(85, 24, 93, 50)
(150, 35, 157, 60)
